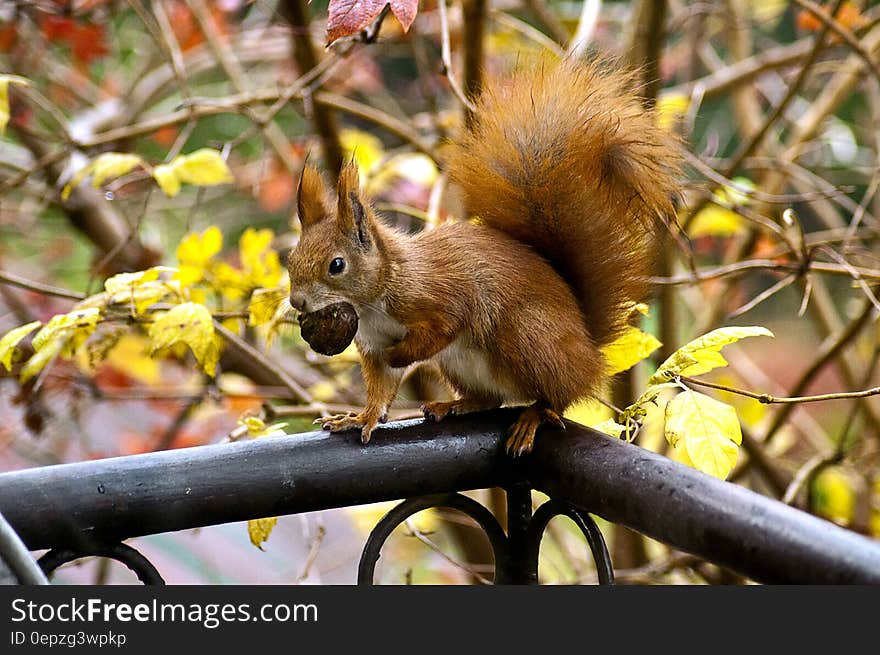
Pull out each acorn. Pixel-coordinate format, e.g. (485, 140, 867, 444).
(298, 302, 359, 356)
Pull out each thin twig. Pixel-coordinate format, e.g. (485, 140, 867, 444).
(680, 375, 880, 405)
(437, 0, 477, 113)
(403, 518, 493, 585)
(294, 525, 326, 584)
(213, 320, 313, 403)
(0, 270, 85, 301)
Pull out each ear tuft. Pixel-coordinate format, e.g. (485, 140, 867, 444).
(295, 166, 329, 230)
(336, 161, 371, 248)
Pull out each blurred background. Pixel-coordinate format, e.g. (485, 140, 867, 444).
(0, 0, 879, 584)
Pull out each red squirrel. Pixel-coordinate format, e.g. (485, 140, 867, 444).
(287, 59, 681, 455)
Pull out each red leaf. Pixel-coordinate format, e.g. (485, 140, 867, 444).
(389, 0, 418, 33)
(326, 0, 419, 45)
(70, 23, 109, 65)
(0, 24, 18, 52)
(796, 2, 866, 33)
(39, 16, 77, 41)
(258, 163, 296, 213)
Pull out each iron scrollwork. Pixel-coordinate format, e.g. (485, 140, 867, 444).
(358, 487, 614, 585)
(38, 542, 165, 585)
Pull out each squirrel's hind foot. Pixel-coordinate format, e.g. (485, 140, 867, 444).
(505, 404, 565, 457)
(422, 397, 500, 422)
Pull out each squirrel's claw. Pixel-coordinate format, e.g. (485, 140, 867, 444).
(422, 401, 454, 422)
(505, 405, 565, 457)
(318, 411, 379, 444)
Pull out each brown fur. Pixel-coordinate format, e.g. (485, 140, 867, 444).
(445, 58, 681, 345)
(287, 59, 681, 448)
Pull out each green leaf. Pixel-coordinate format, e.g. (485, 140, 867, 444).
(665, 390, 742, 480)
(0, 321, 41, 371)
(649, 326, 774, 385)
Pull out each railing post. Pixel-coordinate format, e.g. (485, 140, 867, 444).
(501, 484, 535, 584)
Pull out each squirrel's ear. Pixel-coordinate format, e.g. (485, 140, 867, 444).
(295, 166, 329, 230)
(336, 161, 371, 249)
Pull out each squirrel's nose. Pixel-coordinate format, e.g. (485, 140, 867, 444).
(290, 292, 307, 312)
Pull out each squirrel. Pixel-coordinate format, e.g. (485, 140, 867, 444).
(287, 58, 681, 455)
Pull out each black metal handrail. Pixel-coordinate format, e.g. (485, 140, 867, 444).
(1, 409, 879, 584)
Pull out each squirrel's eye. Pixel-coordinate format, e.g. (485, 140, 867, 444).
(328, 257, 346, 275)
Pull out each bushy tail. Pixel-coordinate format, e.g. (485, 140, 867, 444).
(445, 58, 681, 346)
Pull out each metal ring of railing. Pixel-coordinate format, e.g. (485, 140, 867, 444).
(525, 499, 614, 585)
(358, 492, 509, 584)
(38, 543, 165, 585)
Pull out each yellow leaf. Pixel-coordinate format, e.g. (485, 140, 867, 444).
(104, 268, 180, 315)
(649, 326, 774, 385)
(175, 226, 223, 287)
(172, 148, 234, 187)
(870, 479, 880, 538)
(665, 390, 742, 480)
(620, 381, 679, 425)
(602, 326, 661, 375)
(240, 228, 282, 289)
(79, 325, 126, 373)
(148, 302, 219, 376)
(31, 308, 100, 355)
(213, 262, 249, 301)
(0, 75, 29, 136)
(248, 517, 279, 550)
(104, 334, 161, 384)
(747, 0, 788, 23)
(687, 178, 753, 238)
(811, 467, 855, 526)
(177, 226, 223, 265)
(711, 372, 768, 428)
(688, 205, 745, 239)
(19, 307, 98, 381)
(238, 415, 287, 439)
(308, 381, 336, 403)
(153, 148, 235, 197)
(20, 338, 64, 383)
(593, 419, 627, 439)
(90, 153, 144, 188)
(656, 93, 689, 131)
(152, 163, 180, 197)
(105, 270, 154, 296)
(0, 321, 41, 371)
(348, 501, 439, 535)
(248, 287, 288, 326)
(565, 397, 612, 426)
(60, 308, 102, 358)
(62, 153, 144, 200)
(366, 153, 438, 195)
(340, 128, 385, 176)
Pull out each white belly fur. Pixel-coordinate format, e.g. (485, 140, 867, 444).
(434, 337, 522, 401)
(354, 305, 523, 401)
(354, 302, 407, 353)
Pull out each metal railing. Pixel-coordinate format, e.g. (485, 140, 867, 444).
(1, 409, 879, 584)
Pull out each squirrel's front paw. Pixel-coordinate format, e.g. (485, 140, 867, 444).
(315, 411, 381, 444)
